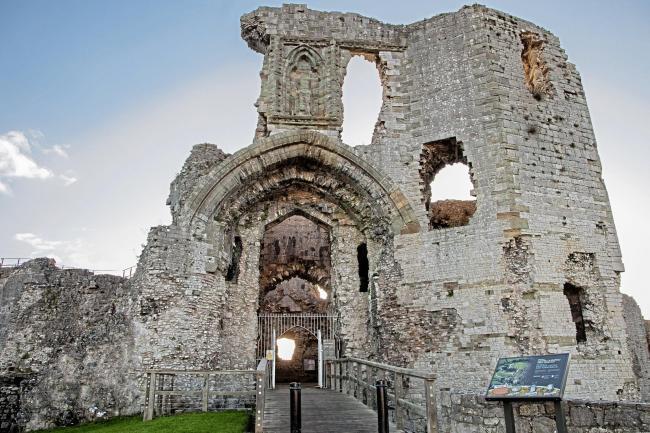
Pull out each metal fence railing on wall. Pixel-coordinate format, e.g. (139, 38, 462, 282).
(0, 257, 136, 279)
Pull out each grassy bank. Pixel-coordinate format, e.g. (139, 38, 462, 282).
(35, 411, 250, 433)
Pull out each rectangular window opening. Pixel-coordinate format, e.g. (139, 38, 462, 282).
(357, 243, 369, 293)
(563, 282, 587, 343)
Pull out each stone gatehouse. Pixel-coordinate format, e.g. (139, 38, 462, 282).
(1, 3, 649, 431)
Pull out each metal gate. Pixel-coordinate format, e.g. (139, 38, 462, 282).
(257, 313, 337, 387)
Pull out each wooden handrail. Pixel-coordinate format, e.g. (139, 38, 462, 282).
(329, 357, 436, 380)
(143, 360, 271, 433)
(326, 357, 438, 433)
(145, 369, 258, 375)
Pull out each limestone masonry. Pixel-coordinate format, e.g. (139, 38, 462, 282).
(2, 3, 650, 432)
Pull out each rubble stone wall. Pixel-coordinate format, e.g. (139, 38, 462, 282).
(623, 294, 650, 400)
(0, 260, 139, 431)
(440, 392, 650, 433)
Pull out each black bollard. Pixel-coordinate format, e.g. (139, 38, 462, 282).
(290, 382, 301, 433)
(376, 380, 389, 433)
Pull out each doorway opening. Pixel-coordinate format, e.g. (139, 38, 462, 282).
(275, 327, 318, 384)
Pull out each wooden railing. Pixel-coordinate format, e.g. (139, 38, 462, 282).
(143, 359, 271, 433)
(326, 357, 438, 433)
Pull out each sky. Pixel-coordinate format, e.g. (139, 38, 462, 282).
(0, 0, 648, 315)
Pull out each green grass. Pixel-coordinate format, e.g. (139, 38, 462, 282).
(35, 411, 250, 433)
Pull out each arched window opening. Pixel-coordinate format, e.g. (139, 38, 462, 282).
(341, 55, 383, 146)
(225, 236, 242, 282)
(420, 137, 476, 230)
(357, 243, 369, 293)
(563, 283, 587, 343)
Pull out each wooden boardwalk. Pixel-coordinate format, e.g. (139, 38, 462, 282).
(263, 384, 397, 433)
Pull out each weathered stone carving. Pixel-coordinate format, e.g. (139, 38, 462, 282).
(284, 45, 325, 117)
(240, 13, 269, 53)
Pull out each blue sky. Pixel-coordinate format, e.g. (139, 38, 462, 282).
(1, 1, 649, 315)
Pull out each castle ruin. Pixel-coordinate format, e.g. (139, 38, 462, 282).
(2, 4, 650, 432)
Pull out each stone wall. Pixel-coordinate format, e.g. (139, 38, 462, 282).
(0, 260, 140, 431)
(440, 392, 650, 433)
(623, 294, 650, 400)
(0, 375, 30, 433)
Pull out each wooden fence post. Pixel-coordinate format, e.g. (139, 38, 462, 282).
(395, 372, 404, 429)
(255, 371, 265, 433)
(202, 373, 209, 412)
(424, 378, 438, 433)
(144, 372, 156, 421)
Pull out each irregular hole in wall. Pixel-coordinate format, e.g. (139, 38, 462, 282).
(521, 31, 551, 100)
(261, 276, 329, 313)
(341, 54, 382, 146)
(563, 282, 587, 343)
(420, 138, 476, 229)
(225, 236, 242, 282)
(357, 243, 369, 292)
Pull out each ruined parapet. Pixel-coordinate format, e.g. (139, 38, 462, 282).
(241, 4, 407, 138)
(167, 143, 229, 224)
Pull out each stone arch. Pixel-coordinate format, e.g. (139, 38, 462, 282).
(279, 325, 317, 338)
(188, 130, 419, 236)
(263, 207, 332, 234)
(286, 44, 323, 71)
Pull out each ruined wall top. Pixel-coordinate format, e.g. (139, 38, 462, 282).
(239, 3, 559, 140)
(241, 3, 407, 54)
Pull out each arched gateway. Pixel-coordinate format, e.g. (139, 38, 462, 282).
(134, 130, 421, 386)
(177, 130, 420, 384)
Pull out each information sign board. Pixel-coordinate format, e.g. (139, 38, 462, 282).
(486, 353, 570, 400)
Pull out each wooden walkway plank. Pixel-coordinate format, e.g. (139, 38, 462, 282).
(263, 384, 397, 433)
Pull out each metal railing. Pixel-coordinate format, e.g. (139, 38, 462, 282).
(0, 257, 32, 268)
(143, 359, 271, 433)
(326, 357, 438, 433)
(0, 257, 136, 279)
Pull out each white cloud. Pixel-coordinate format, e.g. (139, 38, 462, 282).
(0, 131, 79, 194)
(44, 144, 70, 158)
(60, 173, 78, 186)
(14, 232, 90, 269)
(0, 131, 53, 187)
